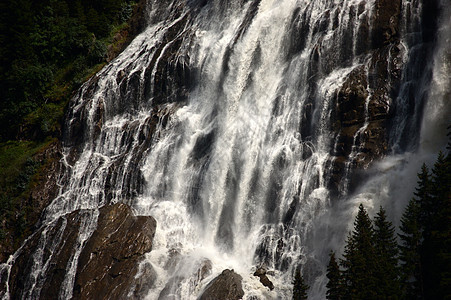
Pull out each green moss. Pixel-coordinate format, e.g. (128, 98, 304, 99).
(0, 139, 52, 191)
(0, 139, 55, 233)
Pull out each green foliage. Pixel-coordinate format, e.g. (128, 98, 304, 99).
(293, 268, 309, 300)
(373, 206, 401, 299)
(420, 151, 451, 299)
(398, 148, 451, 299)
(326, 251, 342, 300)
(0, 140, 52, 242)
(416, 164, 432, 232)
(0, 0, 137, 141)
(399, 198, 423, 299)
(340, 204, 377, 299)
(0, 0, 140, 261)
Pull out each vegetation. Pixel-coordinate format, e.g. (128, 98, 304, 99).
(0, 0, 141, 260)
(0, 139, 54, 243)
(326, 145, 451, 299)
(326, 251, 342, 300)
(340, 204, 378, 299)
(293, 268, 309, 300)
(0, 0, 138, 142)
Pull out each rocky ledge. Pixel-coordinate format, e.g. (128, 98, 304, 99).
(199, 269, 245, 300)
(1, 203, 156, 299)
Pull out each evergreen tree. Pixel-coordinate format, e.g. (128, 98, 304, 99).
(399, 150, 451, 299)
(373, 206, 401, 299)
(340, 204, 377, 299)
(415, 164, 432, 232)
(326, 251, 342, 300)
(422, 151, 451, 299)
(430, 151, 450, 229)
(398, 198, 423, 299)
(436, 148, 451, 298)
(293, 268, 309, 300)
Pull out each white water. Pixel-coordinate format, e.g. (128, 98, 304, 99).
(1, 0, 449, 299)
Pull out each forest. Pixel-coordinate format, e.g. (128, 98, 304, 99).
(322, 145, 451, 300)
(0, 0, 137, 141)
(0, 0, 140, 257)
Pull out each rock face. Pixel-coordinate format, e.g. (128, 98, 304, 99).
(2, 203, 156, 299)
(324, 0, 406, 194)
(199, 269, 244, 300)
(73, 203, 156, 299)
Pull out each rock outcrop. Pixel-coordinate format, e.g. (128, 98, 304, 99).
(199, 269, 244, 300)
(324, 0, 407, 194)
(2, 203, 156, 300)
(73, 203, 156, 299)
(253, 266, 274, 290)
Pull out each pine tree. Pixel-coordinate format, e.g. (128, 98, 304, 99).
(398, 198, 423, 299)
(326, 251, 342, 300)
(430, 151, 450, 231)
(292, 268, 309, 300)
(422, 151, 451, 299)
(373, 206, 400, 298)
(340, 204, 377, 299)
(415, 164, 432, 232)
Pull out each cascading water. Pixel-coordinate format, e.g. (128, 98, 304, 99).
(1, 0, 449, 299)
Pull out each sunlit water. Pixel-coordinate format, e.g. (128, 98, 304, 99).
(1, 0, 450, 299)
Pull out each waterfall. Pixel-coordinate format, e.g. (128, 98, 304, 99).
(1, 0, 449, 299)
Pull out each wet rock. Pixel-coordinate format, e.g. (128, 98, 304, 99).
(130, 261, 158, 299)
(197, 260, 213, 282)
(199, 269, 244, 300)
(2, 203, 156, 299)
(158, 259, 212, 300)
(253, 266, 275, 291)
(371, 0, 401, 47)
(73, 203, 156, 299)
(158, 276, 184, 300)
(5, 210, 94, 300)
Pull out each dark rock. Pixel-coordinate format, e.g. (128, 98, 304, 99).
(199, 269, 244, 300)
(198, 260, 213, 282)
(73, 203, 156, 299)
(371, 0, 402, 47)
(259, 275, 274, 291)
(2, 203, 156, 299)
(158, 276, 184, 300)
(131, 261, 158, 299)
(328, 41, 405, 193)
(287, 7, 309, 57)
(5, 210, 93, 300)
(253, 266, 275, 291)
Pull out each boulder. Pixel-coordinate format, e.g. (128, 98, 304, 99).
(253, 266, 274, 291)
(199, 269, 244, 300)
